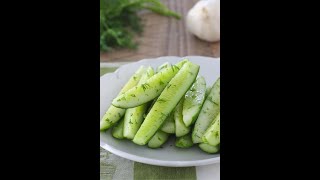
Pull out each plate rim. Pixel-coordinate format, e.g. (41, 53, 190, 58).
(100, 140, 220, 167)
(100, 56, 220, 167)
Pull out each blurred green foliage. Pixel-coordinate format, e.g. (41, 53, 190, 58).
(100, 0, 180, 52)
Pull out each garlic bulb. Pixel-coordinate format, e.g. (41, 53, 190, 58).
(186, 0, 220, 42)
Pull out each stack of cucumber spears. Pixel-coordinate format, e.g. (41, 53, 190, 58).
(100, 59, 220, 154)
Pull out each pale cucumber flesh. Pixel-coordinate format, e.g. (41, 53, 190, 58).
(203, 113, 220, 146)
(138, 66, 155, 85)
(133, 61, 200, 145)
(100, 106, 126, 131)
(145, 94, 160, 115)
(112, 118, 125, 139)
(112, 60, 188, 108)
(123, 106, 147, 139)
(183, 76, 206, 127)
(199, 143, 220, 154)
(100, 66, 146, 131)
(175, 134, 193, 148)
(192, 77, 220, 143)
(119, 66, 146, 94)
(123, 67, 155, 139)
(147, 130, 170, 148)
(160, 112, 175, 134)
(175, 99, 191, 137)
(157, 62, 171, 72)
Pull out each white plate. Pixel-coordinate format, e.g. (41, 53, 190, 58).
(100, 56, 220, 167)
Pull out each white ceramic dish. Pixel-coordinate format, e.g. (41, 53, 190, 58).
(100, 56, 220, 167)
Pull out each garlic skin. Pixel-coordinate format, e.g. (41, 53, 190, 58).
(186, 0, 220, 42)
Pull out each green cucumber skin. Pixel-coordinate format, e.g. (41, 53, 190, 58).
(145, 98, 157, 117)
(100, 66, 146, 131)
(100, 106, 126, 131)
(160, 112, 175, 134)
(175, 99, 191, 137)
(183, 76, 206, 127)
(175, 134, 193, 148)
(111, 118, 125, 139)
(205, 86, 212, 98)
(133, 61, 200, 145)
(123, 67, 155, 139)
(112, 60, 188, 108)
(199, 143, 220, 154)
(147, 131, 170, 148)
(202, 113, 220, 146)
(192, 77, 220, 143)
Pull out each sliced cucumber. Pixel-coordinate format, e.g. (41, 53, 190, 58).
(133, 61, 200, 145)
(157, 62, 171, 72)
(202, 113, 220, 146)
(146, 96, 158, 115)
(175, 99, 191, 137)
(160, 112, 175, 134)
(183, 76, 206, 127)
(100, 66, 146, 131)
(175, 134, 193, 148)
(111, 118, 125, 139)
(123, 104, 148, 139)
(112, 60, 188, 108)
(205, 86, 212, 98)
(123, 67, 155, 139)
(192, 77, 220, 143)
(147, 130, 170, 148)
(199, 143, 219, 154)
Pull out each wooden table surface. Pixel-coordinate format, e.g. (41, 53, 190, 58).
(100, 0, 220, 62)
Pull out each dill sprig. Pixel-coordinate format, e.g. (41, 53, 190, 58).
(141, 83, 151, 91)
(100, 0, 181, 52)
